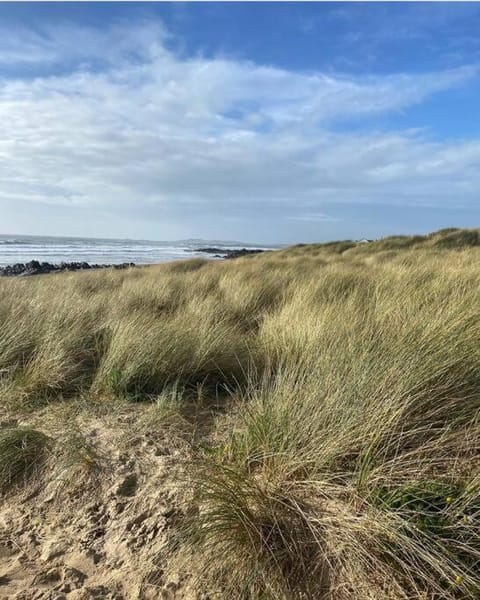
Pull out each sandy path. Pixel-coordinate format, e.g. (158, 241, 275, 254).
(0, 409, 196, 599)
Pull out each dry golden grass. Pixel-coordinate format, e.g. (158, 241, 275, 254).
(0, 228, 479, 598)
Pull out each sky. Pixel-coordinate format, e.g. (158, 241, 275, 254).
(0, 2, 479, 244)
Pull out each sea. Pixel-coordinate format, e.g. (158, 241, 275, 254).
(0, 235, 277, 267)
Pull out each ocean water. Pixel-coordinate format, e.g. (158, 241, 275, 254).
(0, 235, 275, 267)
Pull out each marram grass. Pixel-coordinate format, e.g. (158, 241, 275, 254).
(0, 228, 479, 598)
(0, 427, 51, 492)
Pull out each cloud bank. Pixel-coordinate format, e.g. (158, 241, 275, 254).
(0, 20, 479, 242)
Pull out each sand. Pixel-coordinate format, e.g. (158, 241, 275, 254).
(0, 406, 197, 599)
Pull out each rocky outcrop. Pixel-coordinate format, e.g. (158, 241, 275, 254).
(0, 261, 135, 277)
(0, 249, 266, 277)
(197, 247, 265, 259)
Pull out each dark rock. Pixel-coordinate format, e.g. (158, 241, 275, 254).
(196, 247, 265, 259)
(0, 261, 136, 277)
(224, 248, 265, 259)
(196, 247, 225, 254)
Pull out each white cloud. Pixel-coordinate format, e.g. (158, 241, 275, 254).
(0, 20, 479, 241)
(0, 20, 169, 66)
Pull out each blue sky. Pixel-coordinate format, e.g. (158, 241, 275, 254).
(0, 2, 479, 243)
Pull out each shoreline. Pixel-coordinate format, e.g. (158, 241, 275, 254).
(0, 260, 136, 277)
(0, 248, 266, 277)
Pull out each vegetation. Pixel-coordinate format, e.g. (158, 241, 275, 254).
(0, 228, 479, 598)
(0, 427, 51, 492)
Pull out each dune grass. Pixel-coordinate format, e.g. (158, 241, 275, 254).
(0, 427, 51, 493)
(0, 227, 479, 597)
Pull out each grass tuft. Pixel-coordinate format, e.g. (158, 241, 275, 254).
(0, 427, 51, 493)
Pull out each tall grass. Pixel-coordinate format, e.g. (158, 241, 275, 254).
(0, 228, 479, 597)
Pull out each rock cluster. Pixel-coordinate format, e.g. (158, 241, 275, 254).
(197, 247, 265, 259)
(0, 260, 135, 277)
